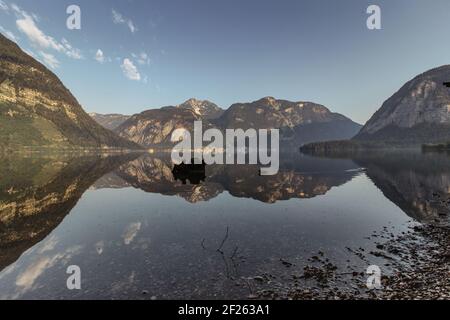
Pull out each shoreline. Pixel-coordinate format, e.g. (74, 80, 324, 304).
(253, 222, 449, 300)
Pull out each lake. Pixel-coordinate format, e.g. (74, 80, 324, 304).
(0, 150, 449, 299)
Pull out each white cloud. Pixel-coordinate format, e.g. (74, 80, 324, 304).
(61, 38, 82, 59)
(38, 235, 59, 254)
(15, 257, 54, 291)
(0, 0, 8, 11)
(31, 12, 40, 22)
(10, 3, 21, 14)
(94, 49, 112, 63)
(39, 51, 59, 69)
(121, 58, 141, 81)
(95, 241, 105, 255)
(13, 4, 82, 61)
(16, 13, 63, 51)
(13, 246, 82, 296)
(0, 25, 18, 42)
(132, 52, 150, 65)
(112, 9, 137, 33)
(95, 49, 105, 63)
(127, 21, 137, 33)
(112, 9, 125, 24)
(122, 222, 141, 245)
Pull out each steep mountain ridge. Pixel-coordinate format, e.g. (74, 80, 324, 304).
(0, 33, 140, 150)
(355, 65, 450, 144)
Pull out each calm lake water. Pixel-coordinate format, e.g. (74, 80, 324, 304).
(0, 150, 449, 299)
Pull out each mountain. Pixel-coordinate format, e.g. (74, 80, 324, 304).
(116, 97, 361, 148)
(89, 113, 130, 130)
(354, 65, 450, 144)
(215, 97, 362, 145)
(114, 99, 222, 147)
(115, 106, 213, 147)
(0, 33, 140, 150)
(177, 98, 223, 119)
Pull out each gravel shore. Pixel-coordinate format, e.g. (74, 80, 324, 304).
(254, 223, 449, 300)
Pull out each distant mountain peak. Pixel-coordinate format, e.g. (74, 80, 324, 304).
(260, 96, 277, 102)
(177, 98, 223, 119)
(89, 113, 131, 131)
(181, 98, 211, 105)
(178, 98, 219, 108)
(254, 96, 281, 109)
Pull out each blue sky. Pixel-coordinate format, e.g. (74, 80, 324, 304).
(1, 0, 450, 124)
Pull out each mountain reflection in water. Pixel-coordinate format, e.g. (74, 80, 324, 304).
(0, 150, 448, 299)
(353, 151, 450, 222)
(0, 154, 139, 273)
(94, 153, 360, 203)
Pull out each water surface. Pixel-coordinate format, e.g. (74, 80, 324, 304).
(0, 151, 448, 299)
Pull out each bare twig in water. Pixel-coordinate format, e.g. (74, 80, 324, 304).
(231, 246, 239, 260)
(217, 226, 229, 253)
(201, 227, 243, 280)
(219, 250, 231, 279)
(201, 238, 207, 250)
(230, 246, 240, 278)
(244, 277, 253, 294)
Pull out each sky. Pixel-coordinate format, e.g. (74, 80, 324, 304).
(1, 0, 450, 124)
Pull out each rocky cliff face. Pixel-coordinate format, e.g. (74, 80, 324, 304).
(216, 97, 361, 145)
(114, 99, 222, 147)
(217, 97, 349, 129)
(115, 106, 215, 147)
(177, 98, 223, 119)
(89, 113, 131, 131)
(0, 33, 139, 149)
(355, 65, 450, 144)
(115, 97, 361, 148)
